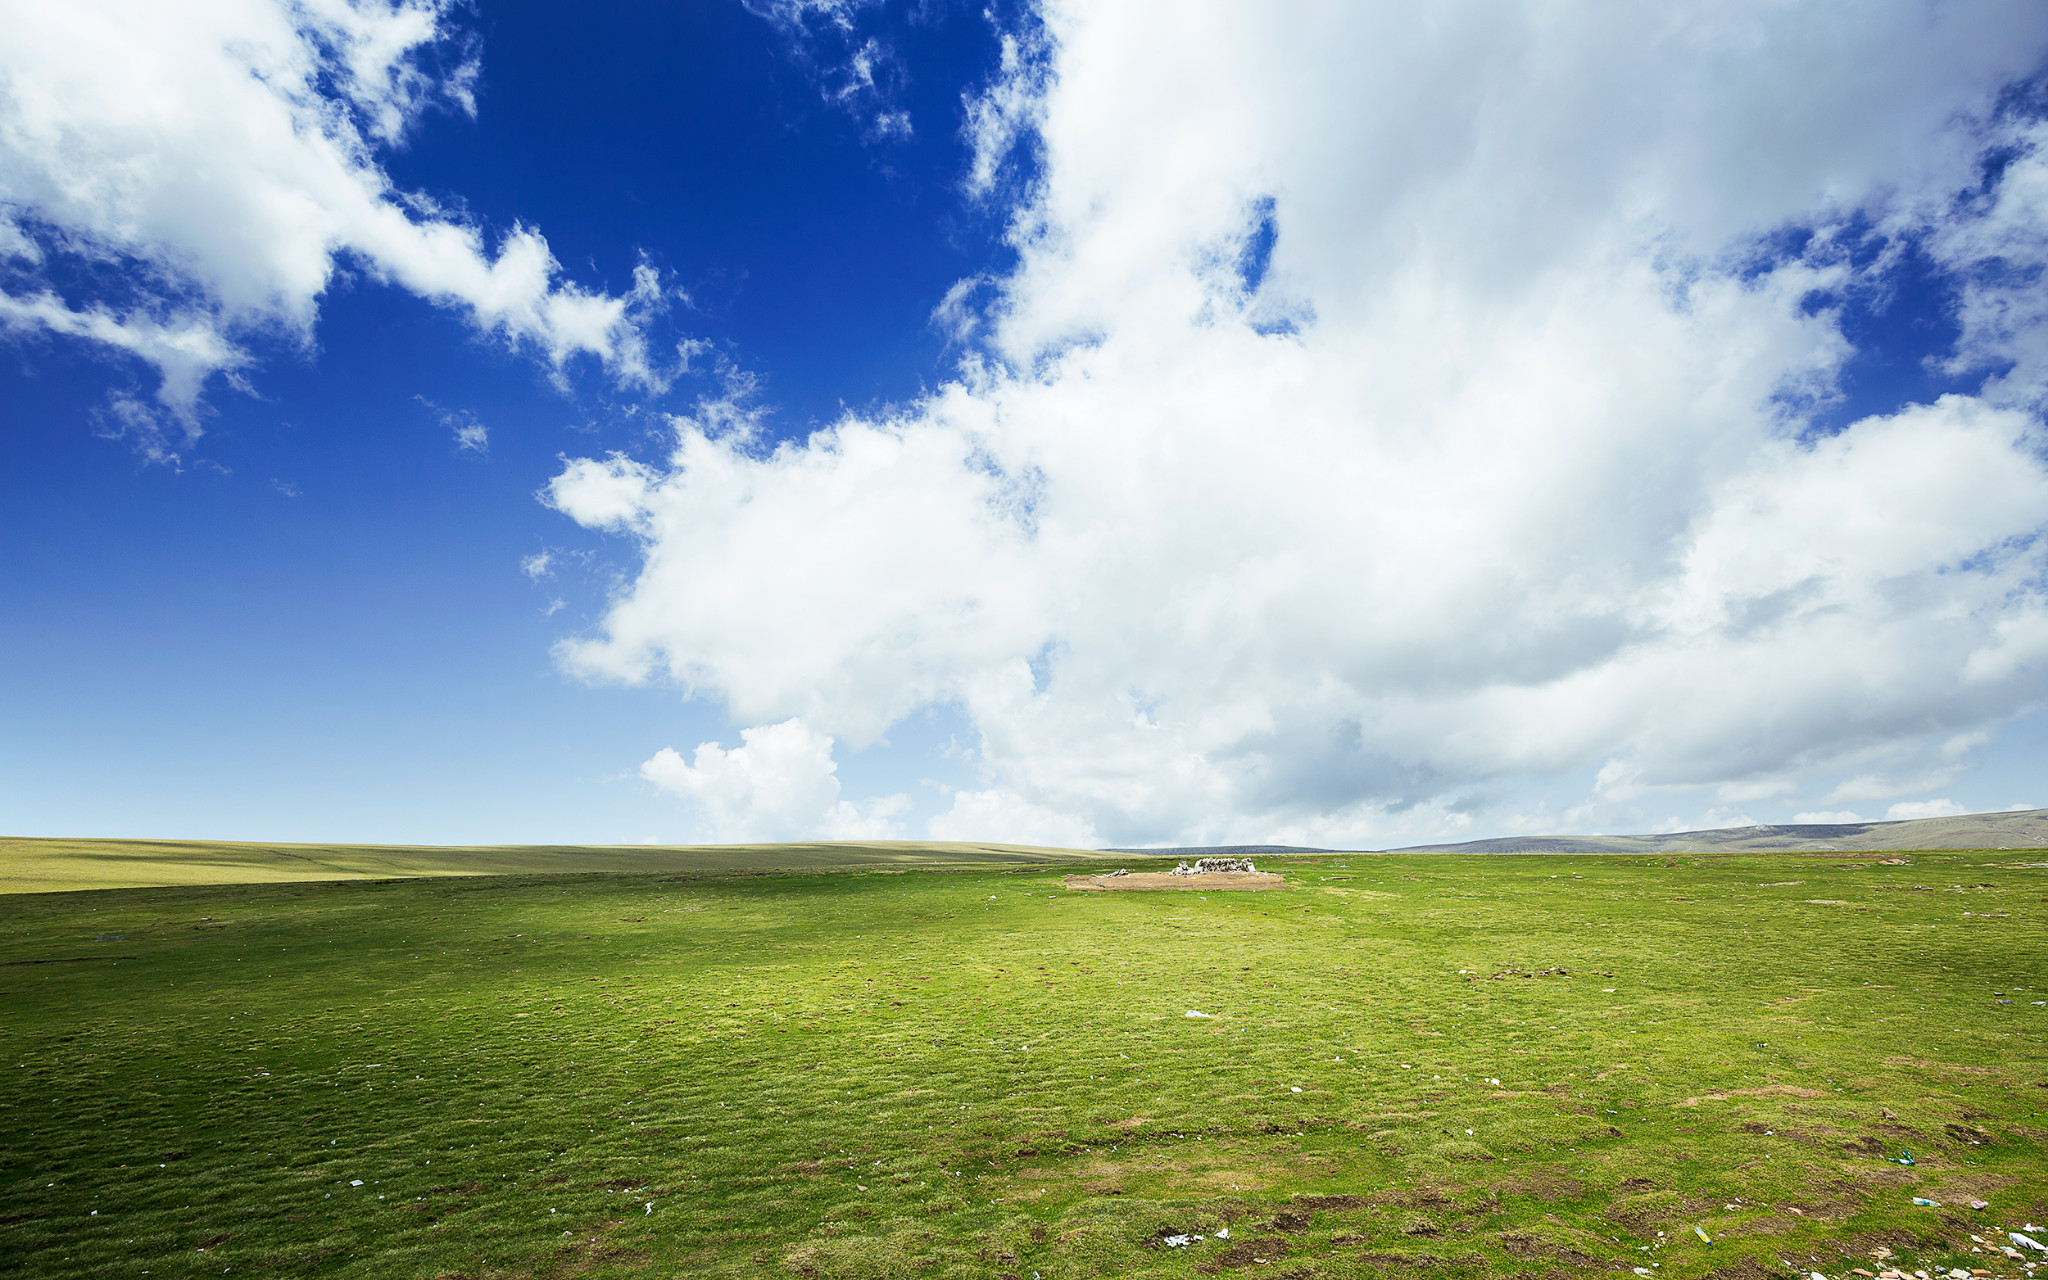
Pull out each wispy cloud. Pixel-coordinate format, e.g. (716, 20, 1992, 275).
(741, 0, 920, 142)
(416, 397, 489, 454)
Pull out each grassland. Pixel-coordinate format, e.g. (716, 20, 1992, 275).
(0, 838, 1113, 896)
(1, 849, 2044, 1279)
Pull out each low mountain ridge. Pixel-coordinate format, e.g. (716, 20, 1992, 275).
(1381, 806, 2048, 855)
(1123, 808, 2048, 858)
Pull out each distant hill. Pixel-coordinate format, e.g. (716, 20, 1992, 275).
(1099, 844, 1332, 859)
(10, 807, 2045, 895)
(1379, 807, 2048, 856)
(1112, 808, 2048, 859)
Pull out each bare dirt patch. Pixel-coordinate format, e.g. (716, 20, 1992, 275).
(1196, 1235, 1291, 1271)
(1064, 872, 1293, 892)
(1675, 1084, 1827, 1105)
(1494, 1174, 1584, 1201)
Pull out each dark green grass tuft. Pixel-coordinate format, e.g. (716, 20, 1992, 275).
(1, 852, 2044, 1278)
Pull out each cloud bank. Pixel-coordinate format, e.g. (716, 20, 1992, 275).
(0, 0, 663, 459)
(553, 0, 2048, 846)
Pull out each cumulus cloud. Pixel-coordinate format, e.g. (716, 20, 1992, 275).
(1824, 767, 1969, 804)
(1884, 798, 1970, 821)
(639, 717, 909, 842)
(928, 788, 1099, 849)
(555, 0, 2048, 846)
(0, 0, 666, 458)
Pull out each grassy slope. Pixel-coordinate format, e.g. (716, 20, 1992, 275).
(0, 851, 2044, 1280)
(0, 838, 1116, 896)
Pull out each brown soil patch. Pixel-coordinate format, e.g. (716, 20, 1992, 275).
(1495, 1175, 1584, 1201)
(1676, 1084, 1827, 1105)
(1374, 1187, 1454, 1209)
(1353, 1251, 1486, 1270)
(1196, 1236, 1290, 1271)
(1292, 1194, 1371, 1211)
(1064, 872, 1293, 892)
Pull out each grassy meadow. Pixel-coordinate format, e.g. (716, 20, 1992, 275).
(0, 838, 1108, 896)
(1, 849, 2044, 1279)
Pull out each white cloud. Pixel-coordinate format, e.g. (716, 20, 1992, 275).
(963, 27, 1051, 198)
(554, 0, 2048, 846)
(520, 551, 554, 581)
(1934, 115, 2048, 409)
(1884, 798, 1969, 821)
(927, 789, 1098, 849)
(0, 0, 666, 457)
(639, 717, 909, 842)
(1691, 807, 1759, 833)
(742, 0, 912, 142)
(1825, 767, 1968, 805)
(1792, 811, 1864, 825)
(1717, 778, 1795, 804)
(417, 397, 487, 453)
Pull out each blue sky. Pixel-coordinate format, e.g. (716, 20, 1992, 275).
(4, 0, 2048, 849)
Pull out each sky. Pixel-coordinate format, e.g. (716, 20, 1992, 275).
(4, 0, 2048, 850)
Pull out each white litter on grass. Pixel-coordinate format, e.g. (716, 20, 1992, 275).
(2013, 1231, 2048, 1252)
(1162, 1234, 1204, 1248)
(1291, 1087, 1302, 1093)
(348, 1180, 363, 1187)
(1217, 1228, 1229, 1240)
(1184, 1010, 1214, 1019)
(644, 1202, 652, 1215)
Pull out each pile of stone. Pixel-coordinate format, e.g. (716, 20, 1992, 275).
(1169, 857, 1258, 875)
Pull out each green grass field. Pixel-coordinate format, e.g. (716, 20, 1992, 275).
(2, 849, 2044, 1279)
(0, 838, 1113, 896)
